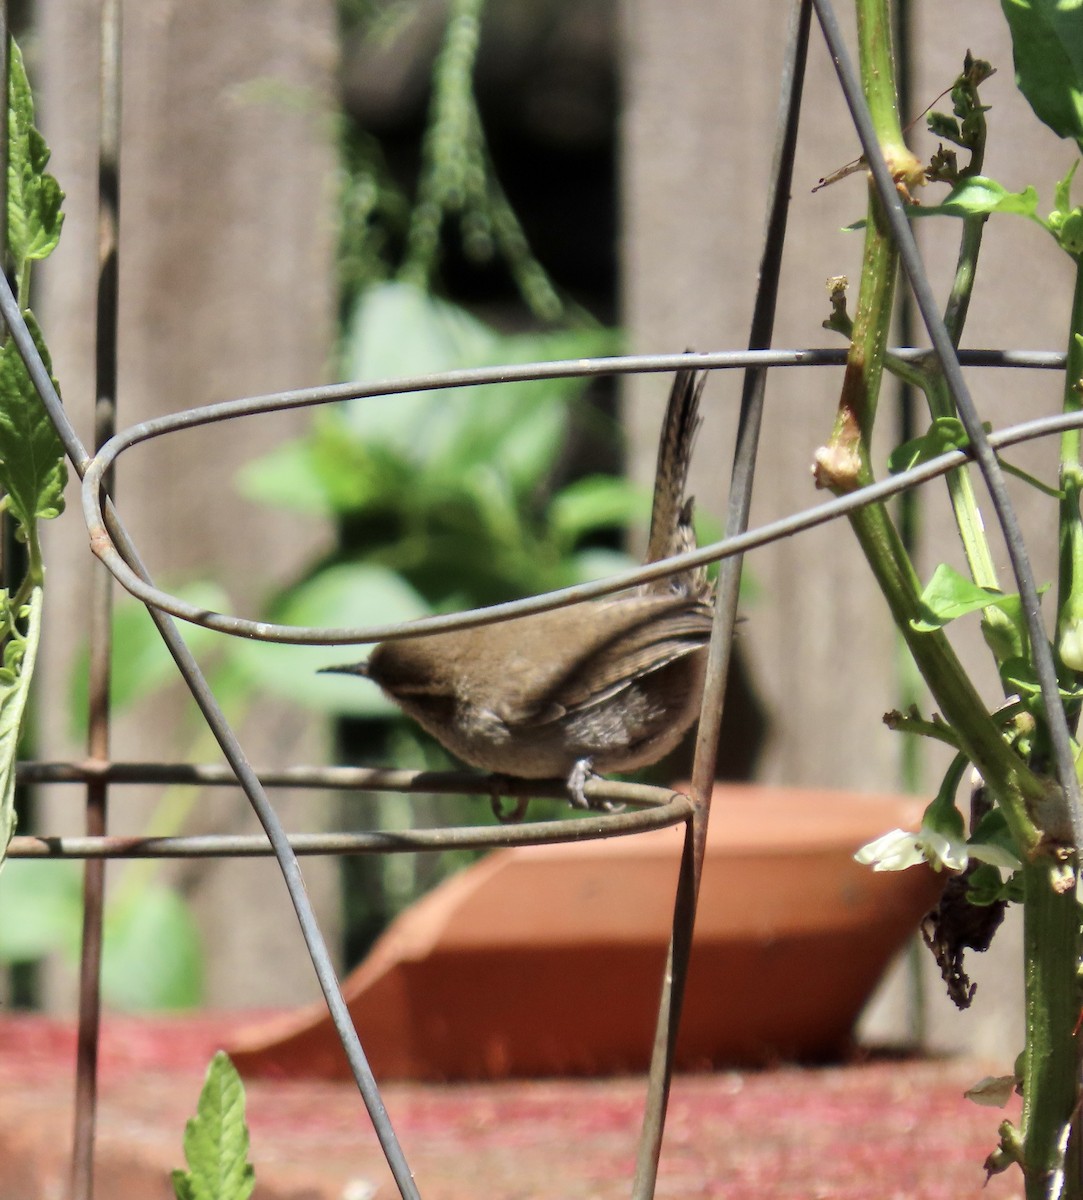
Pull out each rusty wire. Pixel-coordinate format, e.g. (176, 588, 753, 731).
(5, 0, 1081, 1198)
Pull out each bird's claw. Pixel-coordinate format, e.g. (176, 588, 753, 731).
(566, 759, 623, 812)
(488, 775, 530, 824)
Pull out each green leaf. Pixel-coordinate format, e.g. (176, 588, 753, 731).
(912, 563, 1021, 631)
(917, 177, 1040, 220)
(237, 410, 417, 518)
(0, 855, 202, 1010)
(0, 858, 82, 961)
(998, 656, 1043, 697)
(845, 178, 1040, 233)
(242, 285, 617, 531)
(0, 312, 66, 537)
(971, 807, 1022, 864)
(927, 111, 962, 145)
(549, 474, 648, 546)
(889, 417, 1059, 496)
(171, 1172, 195, 1200)
(174, 1052, 255, 1200)
(338, 281, 616, 475)
(6, 39, 64, 274)
(982, 592, 1029, 664)
(102, 883, 203, 1010)
(226, 562, 429, 717)
(1045, 159, 1083, 254)
(888, 416, 976, 474)
(233, 435, 337, 515)
(1000, 0, 1083, 146)
(997, 656, 1081, 701)
(0, 585, 42, 864)
(1054, 158, 1079, 215)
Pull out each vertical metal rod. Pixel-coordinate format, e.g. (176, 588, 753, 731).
(70, 2, 120, 1197)
(889, 0, 929, 1049)
(630, 3, 812, 1195)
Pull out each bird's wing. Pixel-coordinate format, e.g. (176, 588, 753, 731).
(502, 603, 713, 728)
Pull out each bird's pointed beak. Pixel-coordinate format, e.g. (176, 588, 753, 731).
(318, 661, 371, 678)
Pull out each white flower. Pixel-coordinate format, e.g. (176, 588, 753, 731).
(855, 822, 969, 873)
(855, 828, 928, 871)
(964, 1075, 1017, 1108)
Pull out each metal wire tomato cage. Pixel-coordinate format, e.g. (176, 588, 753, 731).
(3, 1, 1079, 1199)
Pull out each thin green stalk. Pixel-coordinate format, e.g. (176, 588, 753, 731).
(817, 0, 1048, 852)
(1018, 858, 1080, 1199)
(855, 0, 916, 178)
(925, 372, 1000, 590)
(943, 216, 985, 345)
(1056, 258, 1083, 665)
(814, 198, 897, 489)
(848, 499, 1045, 854)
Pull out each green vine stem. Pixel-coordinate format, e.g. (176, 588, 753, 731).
(815, 0, 1047, 854)
(829, 3, 1082, 1193)
(1017, 857, 1081, 1198)
(1056, 259, 1083, 690)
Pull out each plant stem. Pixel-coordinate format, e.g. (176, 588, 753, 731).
(1056, 258, 1083, 682)
(841, 4, 1082, 1194)
(816, 0, 1048, 852)
(1019, 857, 1080, 1199)
(847, 499, 1044, 853)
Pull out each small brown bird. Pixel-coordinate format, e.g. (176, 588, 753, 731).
(321, 367, 713, 806)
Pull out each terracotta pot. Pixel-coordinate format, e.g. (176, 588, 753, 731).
(229, 784, 942, 1080)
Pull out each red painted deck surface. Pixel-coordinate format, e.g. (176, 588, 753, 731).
(0, 1013, 1021, 1198)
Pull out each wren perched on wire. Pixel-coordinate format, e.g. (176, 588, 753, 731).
(320, 367, 714, 807)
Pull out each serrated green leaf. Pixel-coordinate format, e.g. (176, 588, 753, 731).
(176, 1052, 255, 1200)
(1000, 0, 1083, 146)
(6, 39, 64, 273)
(912, 563, 1019, 631)
(0, 585, 42, 865)
(927, 112, 962, 144)
(171, 1170, 195, 1200)
(0, 311, 66, 536)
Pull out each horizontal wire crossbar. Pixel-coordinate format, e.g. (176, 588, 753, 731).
(14, 760, 671, 803)
(5, 793, 693, 859)
(9, 763, 690, 859)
